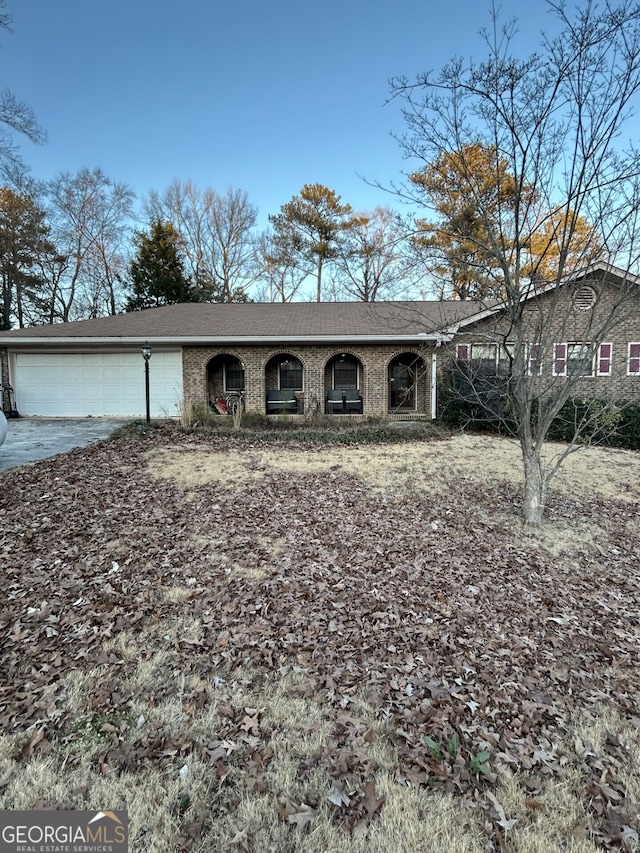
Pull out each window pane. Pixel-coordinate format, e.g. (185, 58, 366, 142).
(471, 344, 495, 362)
(528, 343, 541, 375)
(497, 344, 513, 374)
(471, 344, 496, 373)
(334, 358, 357, 389)
(280, 358, 302, 390)
(566, 344, 592, 376)
(225, 358, 245, 390)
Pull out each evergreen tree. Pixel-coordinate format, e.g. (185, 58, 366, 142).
(125, 220, 197, 311)
(0, 186, 53, 329)
(269, 184, 366, 302)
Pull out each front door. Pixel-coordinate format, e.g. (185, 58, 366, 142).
(389, 362, 415, 410)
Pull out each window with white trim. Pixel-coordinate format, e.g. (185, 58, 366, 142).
(553, 343, 612, 377)
(628, 343, 640, 375)
(456, 343, 512, 371)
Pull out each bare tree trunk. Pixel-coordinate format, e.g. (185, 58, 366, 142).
(316, 256, 323, 302)
(521, 440, 548, 527)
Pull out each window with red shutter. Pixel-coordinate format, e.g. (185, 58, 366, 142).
(596, 343, 612, 376)
(528, 343, 540, 375)
(553, 343, 567, 376)
(628, 343, 640, 375)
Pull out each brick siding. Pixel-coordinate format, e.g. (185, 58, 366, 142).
(182, 344, 433, 418)
(440, 279, 640, 403)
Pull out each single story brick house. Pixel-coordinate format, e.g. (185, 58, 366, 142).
(0, 262, 638, 419)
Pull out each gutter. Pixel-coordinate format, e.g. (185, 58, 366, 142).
(0, 333, 453, 347)
(431, 349, 438, 419)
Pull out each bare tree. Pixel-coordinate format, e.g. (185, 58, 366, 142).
(145, 181, 258, 302)
(253, 229, 311, 302)
(391, 0, 640, 525)
(0, 1, 45, 183)
(45, 168, 135, 321)
(333, 206, 415, 301)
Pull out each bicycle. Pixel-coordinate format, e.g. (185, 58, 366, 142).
(224, 390, 244, 417)
(210, 390, 245, 416)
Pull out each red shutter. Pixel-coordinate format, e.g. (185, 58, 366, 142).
(629, 343, 640, 375)
(528, 344, 540, 375)
(597, 343, 612, 376)
(554, 343, 566, 376)
(457, 344, 470, 361)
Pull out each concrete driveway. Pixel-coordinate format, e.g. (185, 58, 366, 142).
(0, 417, 131, 472)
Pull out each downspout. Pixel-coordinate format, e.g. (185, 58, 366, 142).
(431, 335, 444, 421)
(431, 343, 439, 420)
(429, 332, 455, 420)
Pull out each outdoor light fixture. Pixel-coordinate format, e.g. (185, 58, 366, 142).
(141, 341, 152, 423)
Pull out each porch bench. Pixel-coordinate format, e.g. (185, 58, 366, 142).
(266, 389, 297, 413)
(326, 389, 363, 414)
(344, 389, 363, 413)
(326, 389, 344, 414)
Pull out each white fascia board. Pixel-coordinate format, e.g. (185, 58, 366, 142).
(1, 339, 183, 349)
(1, 333, 448, 346)
(447, 305, 505, 332)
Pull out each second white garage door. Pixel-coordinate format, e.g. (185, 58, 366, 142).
(13, 351, 184, 417)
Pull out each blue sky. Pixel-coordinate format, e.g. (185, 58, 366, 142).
(3, 0, 561, 230)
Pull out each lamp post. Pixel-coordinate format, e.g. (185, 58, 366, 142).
(141, 341, 152, 423)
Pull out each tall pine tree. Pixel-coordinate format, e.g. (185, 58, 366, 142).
(269, 184, 365, 302)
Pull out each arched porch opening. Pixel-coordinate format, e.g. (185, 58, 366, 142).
(324, 353, 363, 414)
(207, 353, 245, 412)
(265, 353, 304, 414)
(388, 353, 427, 414)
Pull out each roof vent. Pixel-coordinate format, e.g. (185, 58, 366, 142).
(574, 284, 596, 311)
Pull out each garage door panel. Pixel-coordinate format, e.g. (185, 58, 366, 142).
(13, 352, 183, 417)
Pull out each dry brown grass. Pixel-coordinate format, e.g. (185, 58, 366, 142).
(145, 432, 640, 502)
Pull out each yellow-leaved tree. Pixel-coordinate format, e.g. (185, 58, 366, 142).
(523, 208, 603, 283)
(409, 142, 520, 299)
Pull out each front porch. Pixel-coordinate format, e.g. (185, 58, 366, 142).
(187, 345, 435, 420)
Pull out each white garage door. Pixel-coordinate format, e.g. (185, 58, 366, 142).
(13, 351, 183, 417)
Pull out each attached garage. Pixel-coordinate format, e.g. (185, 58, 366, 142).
(12, 350, 183, 418)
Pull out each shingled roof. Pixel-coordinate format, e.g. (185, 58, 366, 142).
(0, 299, 482, 344)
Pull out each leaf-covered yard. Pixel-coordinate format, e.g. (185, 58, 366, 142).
(1, 426, 639, 852)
